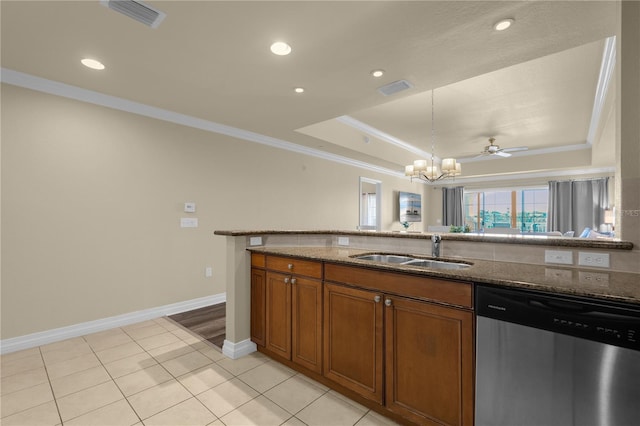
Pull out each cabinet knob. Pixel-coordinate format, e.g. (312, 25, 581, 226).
(374, 295, 381, 303)
(385, 298, 392, 306)
(287, 263, 294, 270)
(291, 278, 297, 285)
(284, 277, 290, 284)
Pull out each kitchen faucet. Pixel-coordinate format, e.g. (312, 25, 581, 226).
(431, 234, 441, 258)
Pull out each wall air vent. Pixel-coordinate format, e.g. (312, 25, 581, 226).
(100, 0, 166, 28)
(377, 79, 414, 96)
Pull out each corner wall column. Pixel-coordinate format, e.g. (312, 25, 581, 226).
(222, 236, 256, 359)
(616, 1, 640, 247)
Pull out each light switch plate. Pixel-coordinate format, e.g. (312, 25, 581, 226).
(184, 202, 196, 213)
(544, 250, 573, 265)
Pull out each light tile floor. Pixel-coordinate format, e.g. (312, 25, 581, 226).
(1, 317, 399, 425)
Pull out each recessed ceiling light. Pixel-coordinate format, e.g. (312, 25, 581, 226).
(270, 41, 292, 56)
(294, 87, 305, 94)
(371, 69, 385, 78)
(494, 18, 514, 31)
(81, 58, 105, 70)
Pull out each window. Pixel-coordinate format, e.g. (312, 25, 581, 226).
(464, 187, 549, 233)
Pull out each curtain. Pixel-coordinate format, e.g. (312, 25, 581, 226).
(548, 178, 609, 234)
(442, 186, 464, 226)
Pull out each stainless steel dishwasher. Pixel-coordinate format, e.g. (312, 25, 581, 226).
(475, 284, 640, 426)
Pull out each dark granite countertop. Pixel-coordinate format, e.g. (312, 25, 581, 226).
(215, 229, 633, 250)
(247, 246, 640, 305)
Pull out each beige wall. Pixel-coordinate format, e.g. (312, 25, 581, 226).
(1, 84, 420, 339)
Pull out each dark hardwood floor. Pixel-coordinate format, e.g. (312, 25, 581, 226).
(169, 303, 226, 349)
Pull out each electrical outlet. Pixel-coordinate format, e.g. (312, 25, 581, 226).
(180, 217, 198, 228)
(578, 271, 609, 285)
(578, 252, 610, 268)
(338, 236, 349, 246)
(544, 250, 573, 265)
(249, 236, 262, 246)
(205, 267, 213, 278)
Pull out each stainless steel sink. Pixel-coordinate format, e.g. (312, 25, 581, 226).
(402, 259, 470, 270)
(355, 254, 415, 263)
(352, 254, 471, 270)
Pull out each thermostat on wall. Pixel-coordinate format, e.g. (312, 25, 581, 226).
(184, 202, 196, 213)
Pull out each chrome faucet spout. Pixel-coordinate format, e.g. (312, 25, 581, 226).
(431, 234, 442, 258)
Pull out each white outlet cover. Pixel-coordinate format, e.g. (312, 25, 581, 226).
(544, 250, 573, 265)
(249, 236, 263, 246)
(338, 236, 349, 246)
(180, 217, 198, 228)
(578, 252, 610, 268)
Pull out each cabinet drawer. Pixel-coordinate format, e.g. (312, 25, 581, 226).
(325, 263, 472, 308)
(251, 253, 266, 268)
(267, 256, 322, 279)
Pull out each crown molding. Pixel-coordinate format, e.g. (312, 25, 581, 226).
(435, 166, 615, 186)
(587, 35, 616, 146)
(336, 115, 432, 159)
(1, 68, 403, 179)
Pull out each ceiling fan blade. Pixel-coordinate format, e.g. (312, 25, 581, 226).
(502, 146, 528, 153)
(494, 151, 512, 157)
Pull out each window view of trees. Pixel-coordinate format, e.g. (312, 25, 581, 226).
(464, 188, 549, 233)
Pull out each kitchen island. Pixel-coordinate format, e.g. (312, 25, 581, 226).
(215, 230, 639, 426)
(214, 229, 638, 354)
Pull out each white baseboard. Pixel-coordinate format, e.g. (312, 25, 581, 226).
(222, 338, 257, 359)
(0, 293, 226, 355)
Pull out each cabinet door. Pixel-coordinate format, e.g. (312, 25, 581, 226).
(250, 268, 266, 346)
(385, 296, 474, 426)
(291, 276, 322, 373)
(323, 283, 384, 404)
(266, 271, 291, 359)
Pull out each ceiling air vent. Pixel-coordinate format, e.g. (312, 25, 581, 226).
(100, 0, 166, 28)
(377, 79, 414, 96)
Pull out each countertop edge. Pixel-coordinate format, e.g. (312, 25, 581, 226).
(214, 229, 634, 250)
(247, 247, 640, 306)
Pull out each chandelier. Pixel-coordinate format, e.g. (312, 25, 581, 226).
(405, 90, 461, 182)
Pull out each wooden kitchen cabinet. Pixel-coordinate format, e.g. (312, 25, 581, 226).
(323, 282, 384, 404)
(265, 271, 292, 358)
(252, 255, 474, 425)
(252, 254, 323, 374)
(324, 263, 474, 425)
(385, 295, 474, 426)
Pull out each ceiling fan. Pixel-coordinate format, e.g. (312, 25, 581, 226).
(478, 137, 528, 158)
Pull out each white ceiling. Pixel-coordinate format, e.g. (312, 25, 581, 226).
(0, 1, 618, 181)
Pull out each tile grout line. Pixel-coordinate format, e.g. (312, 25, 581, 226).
(39, 345, 64, 426)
